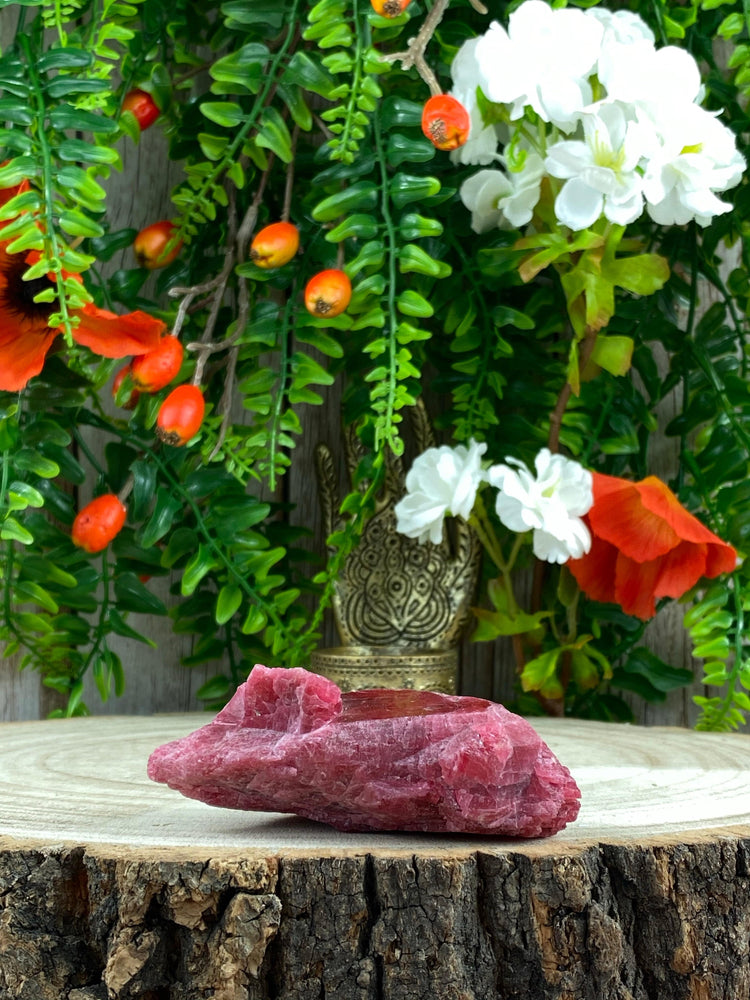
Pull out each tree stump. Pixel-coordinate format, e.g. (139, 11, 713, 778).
(2, 714, 750, 1000)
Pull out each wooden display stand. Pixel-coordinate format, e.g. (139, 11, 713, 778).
(2, 714, 750, 999)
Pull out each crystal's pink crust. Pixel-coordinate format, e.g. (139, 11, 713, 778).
(147, 665, 581, 837)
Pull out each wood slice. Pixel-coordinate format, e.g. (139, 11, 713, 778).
(2, 714, 750, 1000)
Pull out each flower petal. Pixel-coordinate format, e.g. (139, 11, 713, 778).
(0, 313, 56, 391)
(567, 532, 619, 604)
(636, 476, 726, 546)
(554, 176, 604, 230)
(614, 552, 661, 619)
(72, 304, 165, 358)
(653, 540, 708, 601)
(588, 472, 680, 560)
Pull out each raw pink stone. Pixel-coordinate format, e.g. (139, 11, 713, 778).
(147, 665, 580, 837)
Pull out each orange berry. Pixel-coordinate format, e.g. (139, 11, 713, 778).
(131, 336, 184, 392)
(121, 89, 160, 130)
(134, 221, 182, 270)
(304, 269, 352, 319)
(112, 364, 140, 410)
(421, 94, 470, 151)
(156, 384, 205, 446)
(249, 221, 300, 269)
(72, 494, 127, 553)
(370, 0, 412, 14)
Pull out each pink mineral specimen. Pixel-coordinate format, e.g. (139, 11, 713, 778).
(147, 665, 580, 837)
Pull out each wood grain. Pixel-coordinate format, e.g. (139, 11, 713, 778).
(3, 715, 750, 998)
(2, 714, 750, 849)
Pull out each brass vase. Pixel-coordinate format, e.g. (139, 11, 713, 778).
(310, 402, 481, 694)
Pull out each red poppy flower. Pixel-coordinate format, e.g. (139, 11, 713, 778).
(0, 181, 165, 392)
(567, 472, 737, 620)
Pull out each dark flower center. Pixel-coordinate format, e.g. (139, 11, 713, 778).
(0, 252, 56, 324)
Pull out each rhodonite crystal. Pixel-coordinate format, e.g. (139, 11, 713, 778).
(148, 665, 580, 837)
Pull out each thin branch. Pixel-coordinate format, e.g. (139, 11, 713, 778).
(547, 327, 598, 455)
(380, 0, 488, 95)
(281, 125, 300, 223)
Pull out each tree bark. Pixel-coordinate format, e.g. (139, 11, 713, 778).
(2, 715, 750, 1000)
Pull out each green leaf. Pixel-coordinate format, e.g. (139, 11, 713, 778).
(13, 580, 58, 612)
(312, 181, 379, 222)
(109, 610, 157, 646)
(7, 481, 45, 508)
(114, 572, 168, 615)
(398, 243, 451, 278)
(603, 252, 670, 296)
(388, 173, 441, 210)
(196, 675, 232, 702)
(471, 607, 549, 640)
(45, 77, 110, 99)
(215, 584, 243, 625)
(520, 648, 564, 699)
(38, 47, 93, 71)
(161, 527, 200, 568)
(138, 487, 183, 548)
(591, 335, 634, 377)
(284, 50, 336, 99)
(241, 605, 267, 634)
(13, 448, 59, 478)
(181, 544, 219, 596)
(49, 104, 118, 134)
(396, 289, 434, 318)
(256, 106, 294, 162)
(201, 101, 245, 128)
(130, 460, 158, 522)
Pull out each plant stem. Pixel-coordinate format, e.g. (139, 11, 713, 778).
(547, 325, 598, 454)
(19, 33, 80, 345)
(373, 104, 400, 454)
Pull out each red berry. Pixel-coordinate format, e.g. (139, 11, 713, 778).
(134, 221, 182, 270)
(122, 89, 160, 131)
(249, 222, 300, 269)
(304, 269, 352, 319)
(370, 0, 412, 14)
(156, 384, 205, 446)
(421, 94, 470, 151)
(112, 364, 140, 410)
(72, 494, 127, 553)
(131, 336, 184, 392)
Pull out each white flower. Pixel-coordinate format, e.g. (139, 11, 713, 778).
(590, 7, 655, 48)
(546, 103, 646, 230)
(475, 1, 603, 131)
(394, 439, 488, 545)
(460, 152, 545, 231)
(449, 86, 501, 167)
(448, 37, 501, 166)
(641, 103, 745, 226)
(487, 449, 593, 564)
(598, 42, 701, 111)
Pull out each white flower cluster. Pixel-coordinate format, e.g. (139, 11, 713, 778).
(453, 1, 745, 233)
(394, 442, 593, 564)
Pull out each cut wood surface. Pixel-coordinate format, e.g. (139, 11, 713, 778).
(3, 715, 750, 1000)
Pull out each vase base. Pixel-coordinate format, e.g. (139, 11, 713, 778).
(309, 646, 458, 694)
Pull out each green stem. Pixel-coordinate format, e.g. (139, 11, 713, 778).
(267, 287, 297, 492)
(446, 232, 496, 440)
(175, 0, 301, 242)
(293, 466, 384, 658)
(18, 33, 78, 345)
(580, 382, 614, 466)
(337, 0, 364, 161)
(372, 99, 399, 455)
(75, 549, 111, 695)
